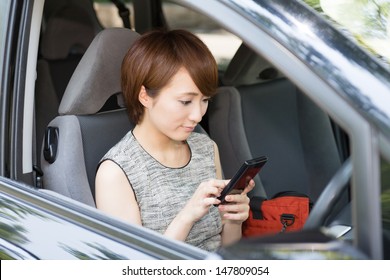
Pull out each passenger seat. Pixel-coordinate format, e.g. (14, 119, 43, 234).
(35, 1, 102, 162)
(40, 28, 140, 207)
(208, 43, 342, 202)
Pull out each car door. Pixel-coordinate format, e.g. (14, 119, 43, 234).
(1, 0, 389, 260)
(154, 0, 390, 259)
(0, 0, 15, 180)
(0, 0, 213, 260)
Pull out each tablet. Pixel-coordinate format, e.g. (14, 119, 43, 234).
(217, 156, 267, 204)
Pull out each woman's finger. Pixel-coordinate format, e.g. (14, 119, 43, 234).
(241, 179, 255, 195)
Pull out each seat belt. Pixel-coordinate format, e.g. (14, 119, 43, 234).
(32, 98, 44, 188)
(111, 0, 131, 29)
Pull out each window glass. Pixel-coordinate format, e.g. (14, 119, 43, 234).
(0, 0, 11, 66)
(381, 157, 390, 259)
(161, 1, 242, 71)
(303, 0, 390, 67)
(93, 0, 134, 29)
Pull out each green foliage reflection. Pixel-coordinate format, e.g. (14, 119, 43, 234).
(303, 0, 390, 64)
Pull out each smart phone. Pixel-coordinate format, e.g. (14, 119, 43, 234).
(217, 156, 267, 204)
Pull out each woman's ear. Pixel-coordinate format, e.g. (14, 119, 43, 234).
(138, 86, 150, 108)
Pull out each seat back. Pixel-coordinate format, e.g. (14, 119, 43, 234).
(209, 44, 342, 201)
(41, 28, 140, 207)
(35, 0, 102, 160)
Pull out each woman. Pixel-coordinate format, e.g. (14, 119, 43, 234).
(95, 29, 254, 252)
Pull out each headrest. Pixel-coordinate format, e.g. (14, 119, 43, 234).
(222, 43, 284, 87)
(41, 5, 98, 60)
(59, 28, 140, 115)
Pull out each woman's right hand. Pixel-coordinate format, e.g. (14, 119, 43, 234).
(180, 179, 229, 223)
(164, 179, 228, 242)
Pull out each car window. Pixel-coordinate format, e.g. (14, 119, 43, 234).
(303, 3, 390, 257)
(93, 0, 134, 29)
(0, 0, 11, 68)
(161, 0, 242, 71)
(93, 0, 241, 70)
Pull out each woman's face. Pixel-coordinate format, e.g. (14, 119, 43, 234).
(144, 67, 210, 142)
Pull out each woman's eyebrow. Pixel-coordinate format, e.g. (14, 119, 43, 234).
(179, 92, 200, 97)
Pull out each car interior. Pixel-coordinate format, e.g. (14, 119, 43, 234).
(35, 0, 103, 160)
(32, 0, 353, 243)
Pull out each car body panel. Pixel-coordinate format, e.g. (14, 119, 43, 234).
(0, 177, 211, 259)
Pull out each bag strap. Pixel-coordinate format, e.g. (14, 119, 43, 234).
(272, 190, 308, 198)
(249, 196, 267, 219)
(272, 191, 314, 211)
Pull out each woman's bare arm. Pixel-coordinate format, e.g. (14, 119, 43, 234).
(95, 160, 142, 224)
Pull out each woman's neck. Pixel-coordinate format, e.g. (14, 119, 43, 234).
(133, 124, 190, 168)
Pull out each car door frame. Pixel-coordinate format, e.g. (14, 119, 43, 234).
(171, 0, 389, 259)
(0, 0, 38, 186)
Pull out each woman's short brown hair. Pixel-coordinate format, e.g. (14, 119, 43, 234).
(121, 29, 218, 124)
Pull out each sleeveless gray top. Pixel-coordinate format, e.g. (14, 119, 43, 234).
(100, 131, 222, 251)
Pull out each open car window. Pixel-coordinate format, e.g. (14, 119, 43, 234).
(93, 0, 134, 29)
(161, 0, 242, 71)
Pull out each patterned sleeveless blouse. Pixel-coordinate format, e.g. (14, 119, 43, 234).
(100, 131, 222, 251)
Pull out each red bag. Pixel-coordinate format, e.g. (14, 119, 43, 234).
(243, 191, 312, 237)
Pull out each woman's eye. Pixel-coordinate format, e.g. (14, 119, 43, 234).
(203, 98, 210, 103)
(180, 100, 192, 105)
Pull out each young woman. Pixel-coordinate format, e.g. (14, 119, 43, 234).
(95, 29, 254, 252)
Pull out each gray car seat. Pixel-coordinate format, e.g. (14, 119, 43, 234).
(40, 28, 140, 207)
(35, 0, 102, 164)
(208, 43, 342, 202)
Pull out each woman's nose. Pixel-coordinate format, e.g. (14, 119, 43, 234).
(189, 103, 204, 123)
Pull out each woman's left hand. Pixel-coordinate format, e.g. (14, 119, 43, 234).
(218, 179, 255, 224)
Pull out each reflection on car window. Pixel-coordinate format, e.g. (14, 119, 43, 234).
(304, 0, 390, 67)
(161, 1, 242, 71)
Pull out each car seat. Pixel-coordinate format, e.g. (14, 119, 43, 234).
(35, 0, 102, 165)
(208, 43, 342, 202)
(40, 28, 140, 207)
